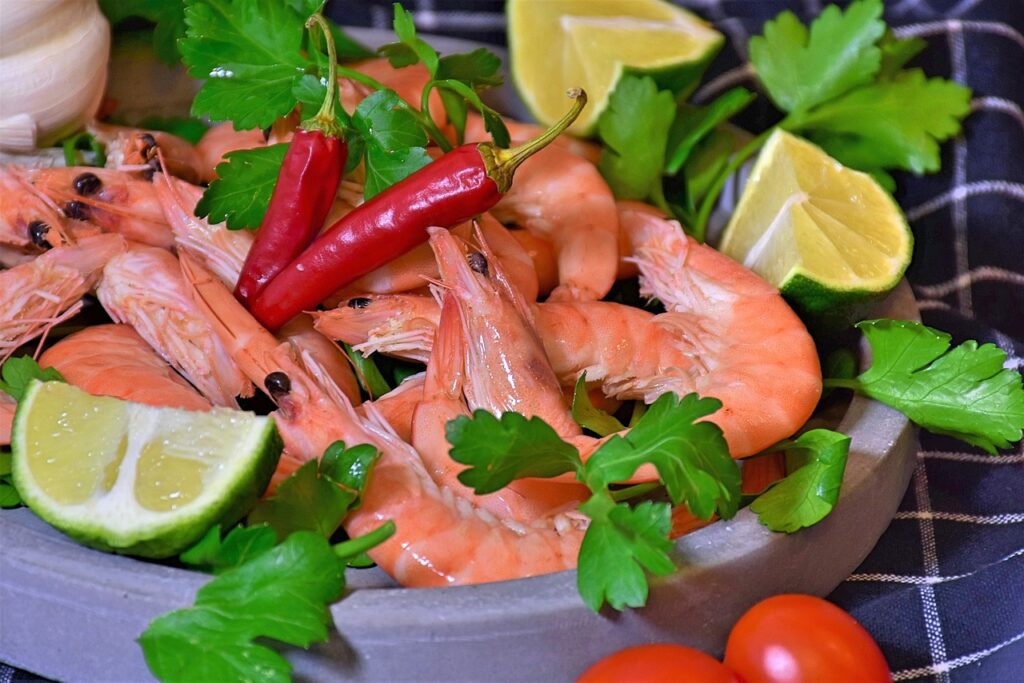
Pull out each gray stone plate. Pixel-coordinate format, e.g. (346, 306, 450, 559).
(0, 29, 919, 683)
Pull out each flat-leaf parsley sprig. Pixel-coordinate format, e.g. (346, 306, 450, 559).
(446, 392, 741, 612)
(140, 441, 394, 683)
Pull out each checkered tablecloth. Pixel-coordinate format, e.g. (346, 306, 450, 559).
(3, 1, 1020, 681)
(323, 1, 1024, 680)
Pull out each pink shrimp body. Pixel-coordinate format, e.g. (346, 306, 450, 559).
(277, 315, 361, 406)
(38, 324, 211, 412)
(429, 226, 580, 438)
(0, 165, 68, 249)
(412, 294, 588, 522)
(617, 202, 822, 457)
(490, 143, 619, 302)
(96, 246, 252, 408)
(27, 167, 174, 248)
(361, 374, 425, 444)
(314, 293, 443, 364)
(153, 172, 253, 289)
(0, 395, 15, 447)
(194, 122, 267, 183)
(181, 253, 586, 587)
(0, 233, 124, 360)
(463, 112, 602, 164)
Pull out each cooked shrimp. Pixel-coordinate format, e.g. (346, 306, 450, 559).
(0, 165, 68, 249)
(463, 112, 601, 164)
(277, 315, 361, 406)
(314, 293, 439, 364)
(38, 324, 211, 412)
(0, 233, 124, 361)
(27, 167, 174, 248)
(413, 292, 588, 521)
(361, 373, 424, 444)
(0, 395, 15, 447)
(87, 122, 204, 184)
(616, 201, 822, 457)
(194, 122, 267, 183)
(429, 226, 580, 438)
(490, 143, 619, 301)
(96, 246, 252, 407)
(183, 252, 587, 586)
(153, 172, 253, 289)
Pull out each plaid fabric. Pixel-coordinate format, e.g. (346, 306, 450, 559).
(323, 0, 1024, 680)
(4, 1, 1021, 681)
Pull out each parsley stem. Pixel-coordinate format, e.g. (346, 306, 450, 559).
(692, 126, 775, 242)
(610, 482, 660, 502)
(333, 519, 396, 560)
(821, 378, 863, 391)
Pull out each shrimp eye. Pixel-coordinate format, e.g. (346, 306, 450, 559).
(264, 371, 291, 398)
(468, 251, 488, 276)
(28, 220, 51, 248)
(139, 133, 157, 151)
(73, 172, 102, 196)
(347, 297, 371, 309)
(63, 200, 90, 220)
(143, 156, 163, 181)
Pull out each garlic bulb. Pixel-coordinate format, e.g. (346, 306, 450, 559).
(0, 0, 110, 152)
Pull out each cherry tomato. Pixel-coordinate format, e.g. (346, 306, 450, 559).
(724, 594, 891, 683)
(578, 643, 741, 683)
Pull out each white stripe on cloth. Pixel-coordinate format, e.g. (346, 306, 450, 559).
(692, 64, 755, 104)
(893, 630, 1024, 681)
(949, 24, 971, 315)
(972, 96, 1024, 131)
(847, 549, 1024, 585)
(914, 462, 951, 683)
(905, 181, 1024, 221)
(920, 449, 1024, 464)
(895, 20, 1024, 50)
(914, 266, 1024, 297)
(895, 511, 1024, 524)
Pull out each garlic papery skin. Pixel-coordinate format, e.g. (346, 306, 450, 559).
(0, 0, 110, 152)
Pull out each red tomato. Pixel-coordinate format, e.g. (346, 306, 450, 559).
(724, 594, 891, 683)
(578, 643, 741, 683)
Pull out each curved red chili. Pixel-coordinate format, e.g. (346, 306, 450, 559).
(249, 89, 587, 331)
(234, 14, 347, 306)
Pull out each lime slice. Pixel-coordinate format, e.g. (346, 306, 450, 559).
(719, 130, 913, 329)
(508, 0, 723, 135)
(11, 381, 281, 558)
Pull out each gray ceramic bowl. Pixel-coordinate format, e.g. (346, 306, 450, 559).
(0, 29, 919, 682)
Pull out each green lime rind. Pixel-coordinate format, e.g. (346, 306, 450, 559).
(779, 265, 910, 334)
(11, 380, 282, 559)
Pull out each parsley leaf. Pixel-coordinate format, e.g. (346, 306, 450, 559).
(665, 88, 754, 175)
(437, 49, 503, 87)
(571, 373, 626, 437)
(248, 441, 380, 540)
(794, 69, 972, 174)
(0, 450, 21, 508)
(180, 524, 278, 574)
(749, 0, 886, 114)
(584, 394, 740, 520)
(140, 532, 345, 683)
(577, 495, 674, 612)
(750, 429, 850, 532)
(0, 357, 64, 401)
(351, 90, 432, 200)
(878, 31, 927, 80)
(447, 410, 581, 493)
(194, 144, 289, 230)
(837, 319, 1024, 453)
(379, 3, 439, 74)
(180, 0, 310, 129)
(597, 76, 676, 200)
(99, 0, 187, 65)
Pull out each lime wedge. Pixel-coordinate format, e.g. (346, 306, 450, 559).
(11, 381, 281, 558)
(508, 0, 722, 135)
(719, 130, 913, 328)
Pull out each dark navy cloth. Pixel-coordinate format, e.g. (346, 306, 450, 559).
(323, 0, 1024, 680)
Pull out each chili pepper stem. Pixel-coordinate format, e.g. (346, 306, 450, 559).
(302, 14, 344, 138)
(478, 88, 587, 193)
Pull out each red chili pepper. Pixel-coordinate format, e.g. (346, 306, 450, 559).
(249, 89, 587, 331)
(234, 14, 347, 306)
